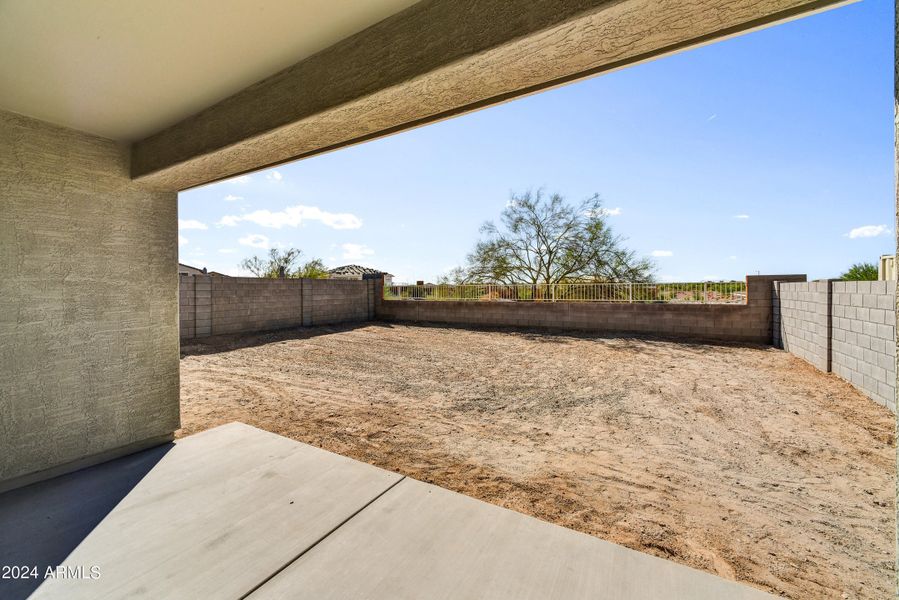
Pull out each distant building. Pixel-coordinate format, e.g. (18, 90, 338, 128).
(878, 254, 896, 281)
(178, 262, 207, 276)
(328, 264, 393, 285)
(179, 263, 229, 277)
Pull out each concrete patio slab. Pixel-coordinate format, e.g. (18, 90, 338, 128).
(0, 423, 773, 599)
(250, 477, 774, 600)
(0, 423, 401, 600)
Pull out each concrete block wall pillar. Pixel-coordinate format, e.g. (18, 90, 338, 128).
(823, 279, 835, 373)
(295, 279, 303, 326)
(179, 274, 196, 340)
(373, 275, 385, 317)
(194, 275, 212, 338)
(366, 279, 376, 319)
(747, 274, 806, 344)
(772, 281, 782, 348)
(302, 279, 313, 326)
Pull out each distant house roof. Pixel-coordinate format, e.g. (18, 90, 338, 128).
(179, 263, 229, 277)
(328, 264, 393, 277)
(178, 262, 207, 275)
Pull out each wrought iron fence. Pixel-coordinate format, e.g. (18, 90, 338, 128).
(384, 282, 747, 304)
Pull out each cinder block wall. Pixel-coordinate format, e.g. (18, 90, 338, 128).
(376, 275, 805, 344)
(209, 277, 302, 336)
(0, 111, 180, 490)
(772, 280, 832, 372)
(774, 279, 896, 412)
(831, 281, 896, 411)
(179, 276, 371, 339)
(307, 278, 371, 325)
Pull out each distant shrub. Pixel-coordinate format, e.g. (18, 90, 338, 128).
(840, 262, 878, 281)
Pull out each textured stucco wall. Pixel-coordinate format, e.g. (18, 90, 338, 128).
(0, 110, 180, 488)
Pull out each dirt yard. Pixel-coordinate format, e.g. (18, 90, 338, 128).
(179, 323, 894, 598)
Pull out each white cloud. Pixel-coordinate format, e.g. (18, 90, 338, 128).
(846, 224, 890, 239)
(707, 114, 718, 121)
(217, 214, 241, 227)
(651, 250, 673, 257)
(341, 243, 375, 261)
(218, 248, 236, 254)
(178, 234, 188, 247)
(218, 204, 362, 230)
(224, 194, 243, 202)
(228, 175, 251, 184)
(733, 214, 750, 220)
(239, 234, 270, 249)
(266, 170, 283, 181)
(178, 219, 208, 230)
(728, 255, 737, 260)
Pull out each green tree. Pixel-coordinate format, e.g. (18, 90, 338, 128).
(840, 262, 879, 281)
(462, 190, 653, 284)
(240, 248, 328, 279)
(294, 258, 329, 279)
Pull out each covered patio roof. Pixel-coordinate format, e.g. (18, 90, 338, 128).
(0, 0, 851, 191)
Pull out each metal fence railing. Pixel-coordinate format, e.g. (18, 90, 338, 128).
(384, 282, 747, 304)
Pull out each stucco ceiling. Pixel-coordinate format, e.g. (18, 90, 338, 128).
(0, 0, 419, 141)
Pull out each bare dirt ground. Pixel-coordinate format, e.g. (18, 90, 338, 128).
(179, 323, 895, 598)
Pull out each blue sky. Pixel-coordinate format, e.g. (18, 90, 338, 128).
(179, 0, 894, 283)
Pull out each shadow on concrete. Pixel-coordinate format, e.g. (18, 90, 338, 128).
(0, 443, 172, 600)
(179, 322, 373, 357)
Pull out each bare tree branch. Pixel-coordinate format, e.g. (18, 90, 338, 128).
(461, 189, 654, 285)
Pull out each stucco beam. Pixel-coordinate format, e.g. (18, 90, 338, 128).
(131, 0, 852, 191)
